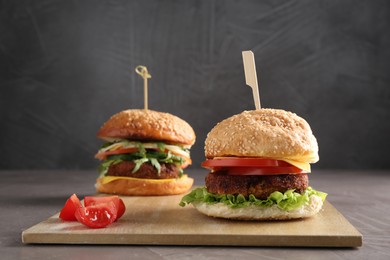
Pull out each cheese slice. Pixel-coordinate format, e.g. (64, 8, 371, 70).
(100, 176, 176, 185)
(280, 159, 311, 172)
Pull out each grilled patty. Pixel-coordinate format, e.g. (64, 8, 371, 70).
(107, 161, 180, 179)
(205, 171, 309, 199)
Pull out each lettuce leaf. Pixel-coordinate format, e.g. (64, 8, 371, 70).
(132, 158, 149, 173)
(98, 145, 185, 176)
(98, 159, 122, 176)
(179, 187, 327, 211)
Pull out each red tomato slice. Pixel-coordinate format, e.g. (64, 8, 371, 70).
(225, 166, 307, 175)
(202, 158, 307, 176)
(75, 201, 117, 228)
(84, 196, 126, 220)
(201, 158, 293, 170)
(95, 148, 139, 160)
(59, 194, 82, 221)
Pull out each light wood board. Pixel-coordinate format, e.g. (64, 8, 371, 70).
(22, 193, 362, 247)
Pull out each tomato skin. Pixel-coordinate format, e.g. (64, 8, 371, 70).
(75, 201, 117, 228)
(225, 166, 307, 175)
(202, 158, 292, 169)
(95, 148, 139, 160)
(59, 194, 126, 228)
(202, 158, 307, 176)
(59, 194, 82, 221)
(84, 196, 126, 220)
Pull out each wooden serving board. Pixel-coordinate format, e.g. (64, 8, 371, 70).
(22, 193, 362, 247)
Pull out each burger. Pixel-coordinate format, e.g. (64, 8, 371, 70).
(95, 109, 195, 196)
(180, 109, 327, 220)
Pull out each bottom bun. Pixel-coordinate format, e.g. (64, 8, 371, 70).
(191, 194, 324, 220)
(96, 174, 194, 196)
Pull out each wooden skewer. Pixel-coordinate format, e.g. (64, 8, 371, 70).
(135, 65, 152, 110)
(242, 51, 261, 110)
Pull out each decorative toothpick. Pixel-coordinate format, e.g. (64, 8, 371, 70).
(135, 65, 152, 110)
(242, 51, 261, 110)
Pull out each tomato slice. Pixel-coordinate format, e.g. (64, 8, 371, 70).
(95, 148, 139, 160)
(59, 194, 82, 221)
(225, 166, 307, 175)
(202, 158, 307, 176)
(202, 158, 292, 169)
(84, 196, 126, 220)
(75, 201, 117, 228)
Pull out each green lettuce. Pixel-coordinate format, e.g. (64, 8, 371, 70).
(179, 187, 327, 211)
(98, 142, 185, 177)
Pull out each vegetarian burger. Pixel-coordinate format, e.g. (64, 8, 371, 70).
(95, 109, 195, 196)
(180, 109, 327, 220)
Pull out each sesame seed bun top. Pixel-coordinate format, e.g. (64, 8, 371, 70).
(204, 109, 319, 163)
(97, 109, 196, 146)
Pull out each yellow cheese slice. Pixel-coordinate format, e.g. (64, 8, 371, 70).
(280, 159, 311, 172)
(100, 176, 176, 185)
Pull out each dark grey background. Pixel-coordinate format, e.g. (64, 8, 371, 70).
(1, 0, 389, 171)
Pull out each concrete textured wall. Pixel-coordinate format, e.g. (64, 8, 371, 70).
(1, 0, 389, 170)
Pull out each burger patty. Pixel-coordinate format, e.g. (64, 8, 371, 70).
(107, 161, 180, 179)
(205, 171, 309, 199)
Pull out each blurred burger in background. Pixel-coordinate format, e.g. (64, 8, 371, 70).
(180, 109, 327, 220)
(95, 109, 195, 196)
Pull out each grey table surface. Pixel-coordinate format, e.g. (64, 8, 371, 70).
(1, 169, 389, 260)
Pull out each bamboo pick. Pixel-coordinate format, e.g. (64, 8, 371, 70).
(242, 51, 261, 110)
(135, 65, 152, 110)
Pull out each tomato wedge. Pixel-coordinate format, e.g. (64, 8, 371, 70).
(225, 166, 307, 175)
(75, 201, 117, 228)
(59, 194, 82, 221)
(84, 196, 126, 220)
